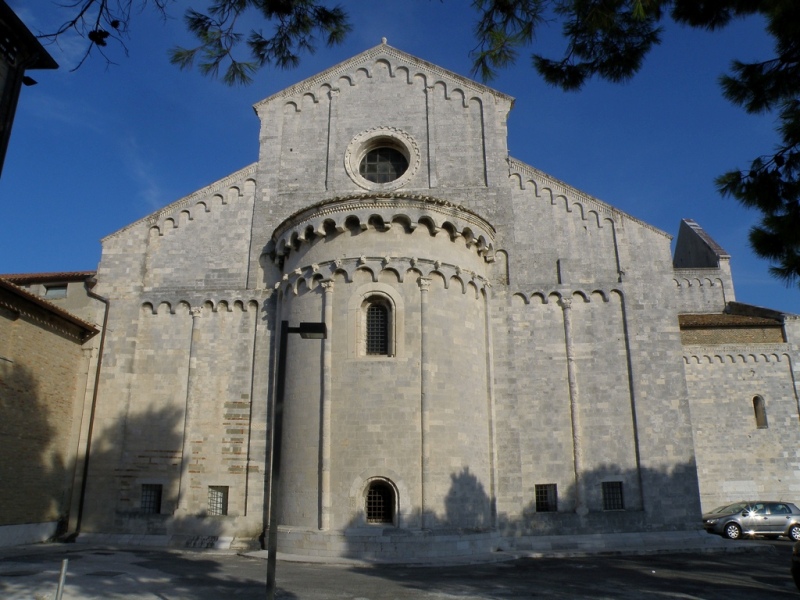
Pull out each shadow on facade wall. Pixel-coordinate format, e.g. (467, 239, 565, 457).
(333, 460, 711, 596)
(342, 459, 702, 559)
(78, 404, 237, 545)
(500, 461, 703, 539)
(0, 364, 72, 531)
(15, 406, 286, 599)
(441, 467, 492, 530)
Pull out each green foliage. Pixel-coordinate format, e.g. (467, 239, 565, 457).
(474, 0, 800, 289)
(168, 0, 351, 85)
(487, 0, 798, 287)
(471, 0, 545, 81)
(534, 0, 663, 90)
(711, 1, 800, 288)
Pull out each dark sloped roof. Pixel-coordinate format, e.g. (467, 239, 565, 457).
(0, 271, 96, 284)
(0, 278, 97, 336)
(681, 219, 730, 258)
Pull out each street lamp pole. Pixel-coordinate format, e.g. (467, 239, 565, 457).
(266, 320, 327, 600)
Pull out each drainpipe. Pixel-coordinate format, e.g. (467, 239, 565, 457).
(69, 277, 109, 537)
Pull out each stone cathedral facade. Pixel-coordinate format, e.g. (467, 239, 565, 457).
(46, 43, 800, 558)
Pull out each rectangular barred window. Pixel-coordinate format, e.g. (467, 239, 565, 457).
(141, 484, 162, 514)
(208, 486, 229, 516)
(534, 484, 558, 512)
(602, 481, 624, 511)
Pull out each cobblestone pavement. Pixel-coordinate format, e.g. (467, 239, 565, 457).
(0, 539, 796, 599)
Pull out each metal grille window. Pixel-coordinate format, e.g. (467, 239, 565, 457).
(366, 481, 394, 524)
(366, 303, 389, 355)
(208, 486, 229, 516)
(141, 484, 162, 514)
(534, 483, 558, 512)
(359, 147, 409, 183)
(602, 481, 624, 511)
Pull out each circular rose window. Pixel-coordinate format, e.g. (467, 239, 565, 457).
(360, 146, 409, 184)
(345, 128, 420, 191)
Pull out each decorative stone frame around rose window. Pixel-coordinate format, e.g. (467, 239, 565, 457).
(344, 127, 421, 192)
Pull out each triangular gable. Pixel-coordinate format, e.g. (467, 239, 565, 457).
(252, 41, 514, 111)
(101, 162, 258, 242)
(508, 157, 671, 240)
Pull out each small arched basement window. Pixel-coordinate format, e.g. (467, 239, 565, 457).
(364, 297, 391, 356)
(753, 396, 768, 429)
(366, 480, 395, 524)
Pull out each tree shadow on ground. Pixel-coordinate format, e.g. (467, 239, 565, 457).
(335, 461, 795, 599)
(342, 549, 797, 599)
(0, 545, 297, 600)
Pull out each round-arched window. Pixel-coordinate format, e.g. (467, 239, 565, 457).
(366, 480, 395, 524)
(753, 395, 768, 429)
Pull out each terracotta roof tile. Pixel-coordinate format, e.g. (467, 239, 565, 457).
(678, 313, 782, 328)
(0, 279, 98, 336)
(0, 271, 96, 284)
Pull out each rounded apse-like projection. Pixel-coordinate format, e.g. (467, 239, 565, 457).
(345, 127, 420, 191)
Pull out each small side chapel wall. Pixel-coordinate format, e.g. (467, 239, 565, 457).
(684, 348, 800, 511)
(671, 219, 735, 313)
(672, 270, 731, 314)
(81, 300, 189, 532)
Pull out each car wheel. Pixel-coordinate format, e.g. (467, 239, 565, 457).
(724, 522, 742, 540)
(788, 525, 800, 542)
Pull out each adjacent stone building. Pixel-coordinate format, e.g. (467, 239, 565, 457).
(0, 273, 98, 546)
(3, 43, 799, 557)
(673, 220, 800, 512)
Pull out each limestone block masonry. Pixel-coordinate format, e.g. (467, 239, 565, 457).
(73, 42, 800, 559)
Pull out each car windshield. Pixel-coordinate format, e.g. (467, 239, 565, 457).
(709, 503, 749, 514)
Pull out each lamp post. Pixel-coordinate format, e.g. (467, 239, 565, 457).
(266, 320, 327, 600)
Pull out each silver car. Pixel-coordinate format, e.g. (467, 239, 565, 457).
(703, 501, 800, 540)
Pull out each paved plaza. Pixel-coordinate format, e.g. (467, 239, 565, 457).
(0, 538, 797, 599)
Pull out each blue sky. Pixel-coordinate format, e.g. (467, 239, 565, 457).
(2, 1, 797, 314)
